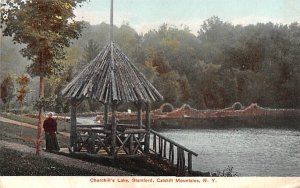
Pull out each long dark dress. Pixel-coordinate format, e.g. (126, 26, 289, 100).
(43, 117, 60, 151)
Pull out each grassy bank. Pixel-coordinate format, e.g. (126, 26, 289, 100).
(0, 113, 70, 132)
(0, 121, 184, 176)
(0, 147, 103, 176)
(0, 121, 70, 148)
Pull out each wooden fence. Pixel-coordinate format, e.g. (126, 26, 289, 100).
(72, 124, 198, 173)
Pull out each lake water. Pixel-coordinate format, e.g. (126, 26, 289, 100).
(77, 117, 300, 176)
(159, 128, 300, 176)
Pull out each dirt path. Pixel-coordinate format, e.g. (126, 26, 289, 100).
(0, 116, 70, 137)
(0, 140, 135, 176)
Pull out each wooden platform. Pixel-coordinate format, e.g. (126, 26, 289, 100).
(58, 147, 144, 159)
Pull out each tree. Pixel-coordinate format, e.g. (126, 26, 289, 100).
(115, 23, 141, 61)
(0, 35, 31, 76)
(0, 74, 15, 112)
(77, 39, 102, 111)
(1, 0, 87, 154)
(76, 39, 101, 71)
(16, 74, 30, 113)
(197, 16, 237, 65)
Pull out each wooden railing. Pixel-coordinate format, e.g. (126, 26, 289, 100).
(74, 124, 146, 156)
(149, 129, 198, 173)
(72, 124, 198, 173)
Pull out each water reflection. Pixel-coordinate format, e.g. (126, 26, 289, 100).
(159, 128, 300, 176)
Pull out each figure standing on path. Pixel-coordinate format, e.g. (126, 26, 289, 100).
(43, 112, 60, 151)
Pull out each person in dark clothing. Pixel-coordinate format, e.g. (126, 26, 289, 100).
(43, 112, 60, 151)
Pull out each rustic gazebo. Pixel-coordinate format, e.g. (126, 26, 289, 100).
(62, 0, 198, 174)
(61, 0, 163, 157)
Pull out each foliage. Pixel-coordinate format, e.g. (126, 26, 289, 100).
(0, 36, 31, 76)
(1, 0, 87, 77)
(232, 102, 243, 110)
(161, 103, 174, 112)
(76, 39, 101, 71)
(16, 74, 30, 105)
(34, 96, 56, 111)
(44, 66, 74, 113)
(1, 13, 300, 110)
(0, 74, 15, 111)
(214, 166, 239, 177)
(75, 39, 103, 111)
(196, 18, 300, 108)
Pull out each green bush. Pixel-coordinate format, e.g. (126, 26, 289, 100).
(232, 102, 243, 110)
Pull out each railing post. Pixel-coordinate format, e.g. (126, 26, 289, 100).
(88, 132, 96, 154)
(188, 153, 193, 174)
(181, 150, 185, 170)
(137, 102, 143, 129)
(104, 104, 108, 125)
(169, 143, 174, 164)
(129, 134, 133, 154)
(110, 102, 117, 156)
(153, 134, 156, 153)
(144, 103, 151, 153)
(70, 98, 77, 152)
(177, 147, 180, 171)
(159, 137, 162, 157)
(163, 140, 167, 158)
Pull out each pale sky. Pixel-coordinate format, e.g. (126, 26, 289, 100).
(74, 0, 300, 34)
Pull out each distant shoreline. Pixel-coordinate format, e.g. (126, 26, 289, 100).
(24, 103, 300, 130)
(149, 115, 300, 130)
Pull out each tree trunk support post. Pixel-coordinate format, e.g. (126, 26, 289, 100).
(70, 98, 77, 152)
(104, 104, 109, 125)
(144, 102, 151, 153)
(137, 101, 143, 129)
(110, 102, 117, 156)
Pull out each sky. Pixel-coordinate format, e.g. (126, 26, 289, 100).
(75, 0, 300, 34)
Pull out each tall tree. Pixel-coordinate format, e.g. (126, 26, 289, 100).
(77, 39, 102, 111)
(0, 74, 15, 112)
(1, 0, 86, 154)
(197, 16, 237, 65)
(16, 74, 30, 114)
(76, 39, 101, 71)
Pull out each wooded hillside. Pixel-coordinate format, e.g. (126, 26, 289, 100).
(1, 17, 299, 111)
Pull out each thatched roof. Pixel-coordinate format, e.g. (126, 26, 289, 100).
(61, 42, 163, 104)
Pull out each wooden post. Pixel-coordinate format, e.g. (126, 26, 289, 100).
(169, 143, 174, 164)
(177, 148, 180, 170)
(163, 140, 167, 158)
(145, 103, 151, 153)
(181, 150, 185, 170)
(153, 134, 156, 153)
(110, 102, 117, 156)
(70, 98, 77, 152)
(137, 102, 143, 129)
(188, 153, 193, 174)
(104, 104, 108, 125)
(129, 134, 133, 154)
(110, 0, 113, 43)
(159, 137, 162, 156)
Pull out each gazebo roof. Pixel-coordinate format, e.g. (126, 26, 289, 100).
(61, 42, 163, 104)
